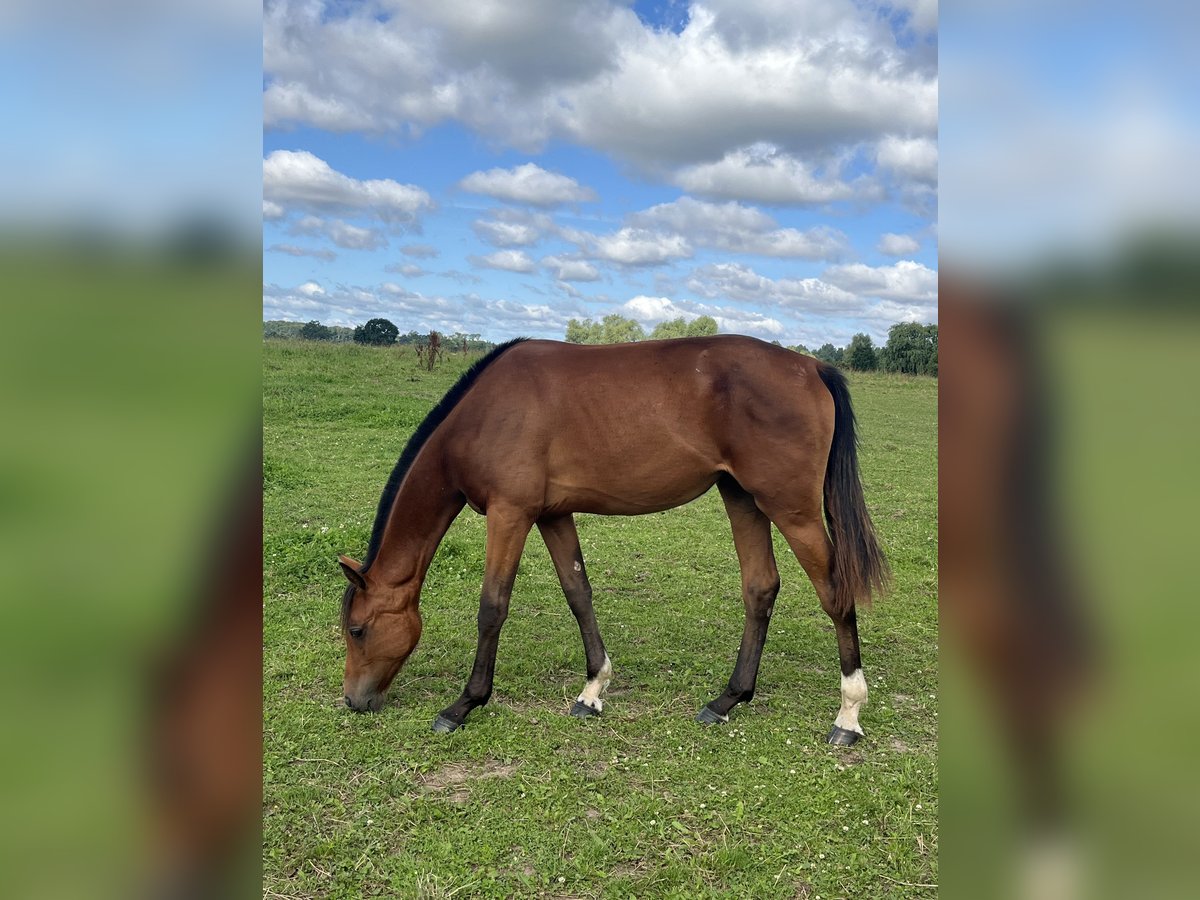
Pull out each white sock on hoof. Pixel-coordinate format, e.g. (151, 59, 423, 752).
(576, 654, 612, 712)
(833, 668, 867, 735)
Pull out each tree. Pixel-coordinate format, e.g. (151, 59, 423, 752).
(649, 315, 719, 340)
(649, 317, 690, 340)
(565, 314, 645, 344)
(600, 314, 645, 344)
(565, 318, 604, 344)
(845, 333, 878, 371)
(879, 322, 938, 376)
(814, 343, 844, 365)
(353, 318, 399, 346)
(790, 344, 812, 355)
(300, 320, 333, 341)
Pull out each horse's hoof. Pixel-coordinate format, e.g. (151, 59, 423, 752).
(570, 700, 601, 718)
(431, 714, 461, 733)
(826, 725, 861, 746)
(695, 705, 729, 725)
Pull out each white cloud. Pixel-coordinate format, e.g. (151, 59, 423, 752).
(877, 232, 921, 255)
(686, 262, 861, 311)
(591, 228, 692, 266)
(876, 136, 938, 185)
(263, 149, 433, 222)
(263, 200, 285, 220)
(542, 255, 600, 282)
(822, 260, 938, 302)
(296, 281, 324, 297)
(400, 244, 440, 259)
(630, 195, 848, 259)
(267, 243, 337, 261)
(385, 262, 428, 277)
(469, 249, 537, 273)
(472, 217, 542, 247)
(459, 163, 597, 206)
(673, 145, 876, 206)
(290, 215, 387, 251)
(264, 2, 937, 172)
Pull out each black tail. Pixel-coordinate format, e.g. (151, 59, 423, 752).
(816, 363, 890, 617)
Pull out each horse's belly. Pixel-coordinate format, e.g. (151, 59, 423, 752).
(543, 466, 719, 517)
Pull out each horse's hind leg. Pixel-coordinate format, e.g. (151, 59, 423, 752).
(773, 514, 867, 746)
(697, 477, 781, 724)
(432, 505, 533, 733)
(538, 515, 612, 718)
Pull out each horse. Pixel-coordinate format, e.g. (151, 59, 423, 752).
(337, 335, 889, 744)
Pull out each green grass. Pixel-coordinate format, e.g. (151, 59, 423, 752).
(264, 340, 938, 898)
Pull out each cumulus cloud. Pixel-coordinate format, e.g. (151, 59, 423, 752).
(542, 255, 600, 282)
(686, 262, 860, 311)
(876, 136, 938, 185)
(459, 163, 597, 206)
(631, 196, 848, 260)
(264, 1, 936, 172)
(673, 145, 877, 206)
(290, 215, 387, 251)
(822, 259, 938, 302)
(263, 149, 433, 222)
(589, 228, 692, 267)
(877, 232, 921, 255)
(468, 249, 537, 273)
(385, 262, 428, 277)
(472, 217, 543, 247)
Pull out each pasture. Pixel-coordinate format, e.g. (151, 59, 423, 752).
(263, 339, 938, 898)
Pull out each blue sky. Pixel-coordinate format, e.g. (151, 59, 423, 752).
(263, 0, 938, 347)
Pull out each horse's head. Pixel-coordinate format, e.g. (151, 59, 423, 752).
(337, 555, 422, 712)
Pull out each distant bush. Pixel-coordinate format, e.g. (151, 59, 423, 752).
(300, 320, 333, 341)
(354, 318, 399, 346)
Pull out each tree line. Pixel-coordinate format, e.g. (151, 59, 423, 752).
(564, 314, 937, 377)
(565, 314, 719, 344)
(263, 318, 494, 353)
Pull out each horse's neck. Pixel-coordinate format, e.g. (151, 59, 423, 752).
(369, 450, 462, 589)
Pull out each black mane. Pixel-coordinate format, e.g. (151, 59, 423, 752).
(341, 338, 528, 629)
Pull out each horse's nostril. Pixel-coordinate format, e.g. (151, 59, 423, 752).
(344, 695, 354, 709)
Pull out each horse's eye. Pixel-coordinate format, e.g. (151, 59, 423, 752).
(349, 625, 365, 639)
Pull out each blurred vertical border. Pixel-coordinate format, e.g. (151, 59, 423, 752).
(941, 1, 1200, 897)
(0, 2, 262, 897)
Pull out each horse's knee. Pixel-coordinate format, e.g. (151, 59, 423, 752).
(745, 576, 780, 614)
(477, 599, 509, 633)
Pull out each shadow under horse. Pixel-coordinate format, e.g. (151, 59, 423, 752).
(337, 335, 889, 743)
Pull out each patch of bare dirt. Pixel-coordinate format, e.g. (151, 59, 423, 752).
(415, 758, 517, 804)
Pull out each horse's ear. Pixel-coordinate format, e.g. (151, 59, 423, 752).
(338, 555, 366, 590)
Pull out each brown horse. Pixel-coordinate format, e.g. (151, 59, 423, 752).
(337, 335, 888, 743)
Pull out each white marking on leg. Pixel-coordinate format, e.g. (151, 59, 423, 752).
(573, 560, 582, 572)
(833, 668, 867, 734)
(576, 654, 612, 712)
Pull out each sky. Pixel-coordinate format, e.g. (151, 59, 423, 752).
(262, 0, 938, 347)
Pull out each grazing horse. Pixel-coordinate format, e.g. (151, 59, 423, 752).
(337, 336, 889, 743)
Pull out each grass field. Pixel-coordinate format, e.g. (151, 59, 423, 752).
(263, 339, 938, 899)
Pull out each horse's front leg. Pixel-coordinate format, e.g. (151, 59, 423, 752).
(537, 514, 612, 718)
(432, 505, 533, 733)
